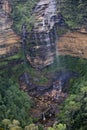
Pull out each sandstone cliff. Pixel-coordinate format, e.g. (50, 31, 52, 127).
(27, 0, 63, 69)
(0, 0, 20, 57)
(57, 29, 87, 59)
(1, 0, 87, 64)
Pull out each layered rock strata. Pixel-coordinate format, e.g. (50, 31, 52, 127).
(57, 30, 87, 59)
(0, 0, 20, 57)
(27, 0, 62, 69)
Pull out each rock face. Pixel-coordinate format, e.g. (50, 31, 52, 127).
(0, 0, 20, 57)
(27, 0, 63, 69)
(57, 30, 87, 59)
(0, 0, 11, 14)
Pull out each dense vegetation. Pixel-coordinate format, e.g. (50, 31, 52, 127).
(60, 0, 87, 28)
(8, 0, 39, 34)
(0, 0, 87, 129)
(57, 56, 87, 130)
(8, 0, 87, 33)
(0, 56, 32, 128)
(0, 53, 87, 130)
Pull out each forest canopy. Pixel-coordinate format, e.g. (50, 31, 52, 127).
(59, 0, 87, 28)
(8, 0, 39, 34)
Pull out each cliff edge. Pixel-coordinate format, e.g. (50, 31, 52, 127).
(58, 29, 87, 59)
(0, 0, 20, 57)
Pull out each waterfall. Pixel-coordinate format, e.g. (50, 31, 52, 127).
(42, 112, 46, 121)
(26, 0, 63, 68)
(22, 24, 26, 64)
(22, 24, 29, 84)
(34, 31, 39, 54)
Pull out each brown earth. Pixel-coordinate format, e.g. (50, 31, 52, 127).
(57, 30, 87, 59)
(0, 29, 20, 56)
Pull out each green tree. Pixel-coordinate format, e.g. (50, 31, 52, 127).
(8, 119, 22, 130)
(4, 85, 32, 126)
(2, 119, 11, 130)
(8, 0, 38, 34)
(60, 0, 87, 28)
(25, 124, 38, 130)
(48, 123, 66, 130)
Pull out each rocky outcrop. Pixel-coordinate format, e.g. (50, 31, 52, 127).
(57, 30, 87, 59)
(0, 0, 11, 14)
(27, 0, 64, 69)
(0, 0, 20, 57)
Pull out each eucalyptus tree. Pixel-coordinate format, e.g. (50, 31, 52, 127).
(8, 0, 38, 34)
(59, 0, 87, 28)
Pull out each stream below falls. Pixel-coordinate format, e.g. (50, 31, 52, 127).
(20, 70, 79, 127)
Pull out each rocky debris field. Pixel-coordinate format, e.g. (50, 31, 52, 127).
(19, 70, 78, 127)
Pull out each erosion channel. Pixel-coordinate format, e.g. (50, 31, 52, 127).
(20, 0, 78, 127)
(20, 70, 79, 127)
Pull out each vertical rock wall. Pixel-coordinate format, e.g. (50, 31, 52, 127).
(0, 0, 20, 57)
(58, 30, 87, 59)
(27, 0, 61, 69)
(2, 0, 11, 14)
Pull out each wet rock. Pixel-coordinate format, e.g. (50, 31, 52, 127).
(19, 72, 34, 92)
(20, 72, 32, 84)
(27, 0, 65, 69)
(20, 70, 78, 127)
(1, 0, 11, 14)
(53, 70, 79, 87)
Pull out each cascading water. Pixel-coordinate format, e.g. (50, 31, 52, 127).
(42, 112, 46, 121)
(20, 1, 67, 125)
(54, 24, 60, 66)
(22, 24, 29, 84)
(26, 0, 62, 69)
